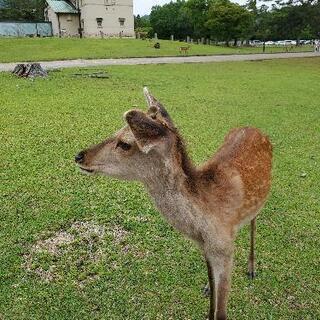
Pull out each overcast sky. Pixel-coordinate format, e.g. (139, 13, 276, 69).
(133, 0, 247, 16)
(134, 0, 170, 15)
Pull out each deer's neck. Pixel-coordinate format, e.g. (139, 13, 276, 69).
(143, 148, 205, 241)
(144, 137, 197, 199)
(145, 162, 194, 198)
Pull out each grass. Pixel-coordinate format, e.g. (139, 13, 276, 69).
(1, 58, 320, 319)
(0, 37, 314, 63)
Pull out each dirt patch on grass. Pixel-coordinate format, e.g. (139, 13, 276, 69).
(23, 220, 150, 287)
(23, 221, 124, 286)
(111, 224, 129, 244)
(30, 231, 75, 255)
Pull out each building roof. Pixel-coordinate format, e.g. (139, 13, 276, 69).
(46, 0, 78, 14)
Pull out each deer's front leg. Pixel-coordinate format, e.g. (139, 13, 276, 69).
(205, 245, 234, 320)
(206, 258, 215, 320)
(212, 252, 234, 320)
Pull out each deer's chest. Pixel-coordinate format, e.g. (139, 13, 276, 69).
(152, 192, 205, 241)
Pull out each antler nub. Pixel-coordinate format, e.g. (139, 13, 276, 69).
(142, 87, 173, 125)
(143, 86, 149, 97)
(143, 86, 154, 108)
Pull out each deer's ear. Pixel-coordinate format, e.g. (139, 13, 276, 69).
(125, 109, 167, 153)
(143, 87, 174, 127)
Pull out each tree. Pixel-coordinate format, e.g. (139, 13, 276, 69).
(184, 0, 213, 38)
(150, 0, 192, 39)
(254, 5, 274, 41)
(134, 14, 153, 38)
(263, 0, 320, 41)
(206, 0, 254, 45)
(147, 0, 320, 43)
(134, 14, 151, 29)
(0, 0, 46, 21)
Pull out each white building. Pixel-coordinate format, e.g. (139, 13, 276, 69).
(45, 0, 134, 38)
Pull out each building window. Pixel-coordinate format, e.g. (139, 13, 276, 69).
(105, 0, 116, 5)
(96, 18, 103, 28)
(67, 15, 72, 22)
(119, 18, 125, 26)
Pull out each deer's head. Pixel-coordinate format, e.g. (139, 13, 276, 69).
(75, 88, 184, 181)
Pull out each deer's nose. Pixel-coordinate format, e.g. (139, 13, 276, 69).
(75, 151, 85, 164)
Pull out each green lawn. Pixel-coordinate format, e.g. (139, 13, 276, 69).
(1, 58, 319, 319)
(0, 37, 314, 63)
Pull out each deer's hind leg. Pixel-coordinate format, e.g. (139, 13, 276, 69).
(248, 217, 256, 279)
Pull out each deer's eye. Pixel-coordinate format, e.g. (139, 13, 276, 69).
(116, 141, 132, 151)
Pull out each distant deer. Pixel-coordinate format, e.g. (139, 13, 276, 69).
(75, 88, 272, 320)
(179, 45, 190, 54)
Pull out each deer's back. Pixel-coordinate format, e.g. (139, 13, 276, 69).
(199, 127, 272, 225)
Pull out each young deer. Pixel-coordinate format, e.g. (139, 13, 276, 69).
(179, 45, 190, 54)
(75, 88, 272, 320)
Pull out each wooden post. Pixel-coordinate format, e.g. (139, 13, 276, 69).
(77, 8, 82, 38)
(57, 14, 61, 38)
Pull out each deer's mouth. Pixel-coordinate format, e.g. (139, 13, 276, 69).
(79, 167, 95, 174)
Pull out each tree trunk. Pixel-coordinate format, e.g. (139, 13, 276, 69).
(12, 63, 48, 78)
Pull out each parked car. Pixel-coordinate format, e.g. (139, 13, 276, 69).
(284, 40, 296, 46)
(275, 40, 295, 46)
(265, 41, 275, 46)
(250, 40, 263, 46)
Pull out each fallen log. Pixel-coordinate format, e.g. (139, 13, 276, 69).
(72, 71, 109, 79)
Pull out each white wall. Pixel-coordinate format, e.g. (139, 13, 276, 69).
(80, 0, 134, 37)
(45, 7, 59, 36)
(58, 13, 80, 37)
(45, 7, 80, 37)
(46, 0, 134, 38)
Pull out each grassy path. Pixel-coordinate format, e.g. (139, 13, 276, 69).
(0, 37, 314, 63)
(1, 58, 319, 319)
(0, 51, 318, 72)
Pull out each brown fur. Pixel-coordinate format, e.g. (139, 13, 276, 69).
(179, 46, 190, 54)
(75, 88, 272, 319)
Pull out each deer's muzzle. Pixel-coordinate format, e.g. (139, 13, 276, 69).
(75, 151, 85, 164)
